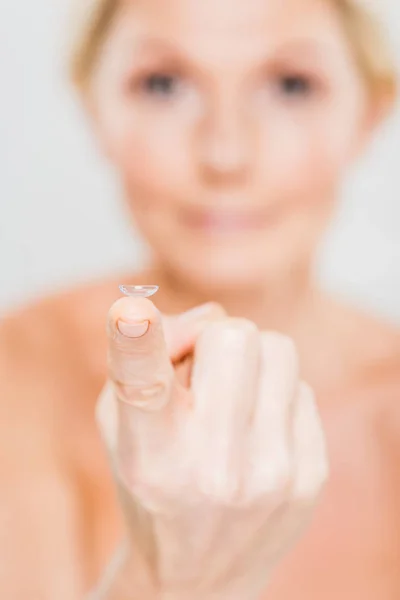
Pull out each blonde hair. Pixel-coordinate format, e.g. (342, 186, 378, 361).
(69, 0, 397, 104)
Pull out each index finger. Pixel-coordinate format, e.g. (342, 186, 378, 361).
(107, 296, 174, 411)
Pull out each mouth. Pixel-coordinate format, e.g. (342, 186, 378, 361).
(180, 207, 274, 234)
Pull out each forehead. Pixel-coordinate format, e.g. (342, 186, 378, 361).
(114, 0, 347, 63)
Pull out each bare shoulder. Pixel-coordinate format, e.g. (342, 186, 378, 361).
(323, 296, 400, 385)
(0, 274, 128, 454)
(318, 296, 400, 449)
(0, 276, 128, 599)
(1, 273, 126, 368)
(324, 298, 400, 458)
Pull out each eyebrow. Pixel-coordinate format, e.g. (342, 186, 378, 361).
(125, 34, 343, 76)
(267, 36, 346, 73)
(273, 37, 341, 58)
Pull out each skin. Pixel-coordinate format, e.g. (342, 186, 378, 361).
(95, 298, 327, 600)
(1, 0, 400, 597)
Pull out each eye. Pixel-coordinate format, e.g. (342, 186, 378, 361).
(277, 74, 314, 97)
(139, 71, 182, 97)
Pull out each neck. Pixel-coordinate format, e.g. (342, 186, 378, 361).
(145, 261, 321, 338)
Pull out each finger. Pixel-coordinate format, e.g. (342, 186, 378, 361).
(189, 318, 261, 501)
(163, 303, 227, 388)
(291, 382, 328, 503)
(163, 302, 227, 364)
(105, 299, 226, 488)
(107, 297, 181, 490)
(247, 333, 299, 499)
(106, 299, 225, 420)
(108, 296, 174, 411)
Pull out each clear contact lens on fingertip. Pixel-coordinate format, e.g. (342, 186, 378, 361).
(119, 285, 159, 298)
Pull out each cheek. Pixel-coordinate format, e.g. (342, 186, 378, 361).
(98, 97, 193, 203)
(260, 108, 353, 205)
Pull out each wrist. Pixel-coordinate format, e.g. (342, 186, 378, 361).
(91, 542, 269, 600)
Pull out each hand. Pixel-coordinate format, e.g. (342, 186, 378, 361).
(95, 298, 328, 600)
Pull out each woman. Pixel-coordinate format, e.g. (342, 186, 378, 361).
(1, 0, 400, 598)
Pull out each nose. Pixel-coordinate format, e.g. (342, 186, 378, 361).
(198, 95, 252, 185)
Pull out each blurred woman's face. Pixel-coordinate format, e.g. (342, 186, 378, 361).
(92, 0, 368, 292)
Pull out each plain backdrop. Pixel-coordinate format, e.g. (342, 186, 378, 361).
(1, 0, 400, 322)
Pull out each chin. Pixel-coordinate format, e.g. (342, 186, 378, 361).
(195, 269, 266, 295)
(152, 219, 309, 294)
(169, 246, 282, 295)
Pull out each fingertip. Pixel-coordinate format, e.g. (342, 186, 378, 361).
(206, 301, 227, 318)
(108, 297, 161, 336)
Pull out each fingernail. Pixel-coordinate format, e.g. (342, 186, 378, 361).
(179, 303, 216, 322)
(117, 319, 150, 338)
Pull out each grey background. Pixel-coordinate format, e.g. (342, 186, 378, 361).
(1, 0, 399, 321)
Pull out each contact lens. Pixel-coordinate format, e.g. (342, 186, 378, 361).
(119, 285, 159, 298)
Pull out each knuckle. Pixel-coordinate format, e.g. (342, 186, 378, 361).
(113, 378, 170, 410)
(252, 451, 293, 500)
(268, 456, 293, 494)
(295, 466, 328, 503)
(198, 471, 240, 506)
(261, 332, 298, 371)
(221, 318, 259, 347)
(197, 318, 259, 357)
(276, 333, 297, 361)
(206, 317, 258, 341)
(298, 381, 316, 403)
